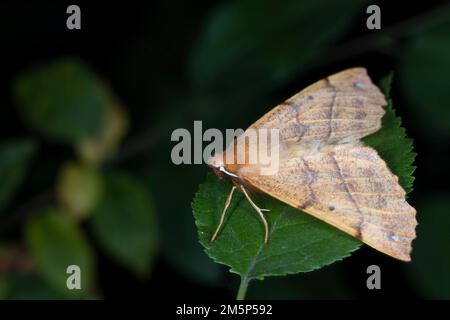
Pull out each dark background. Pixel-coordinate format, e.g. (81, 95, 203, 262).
(0, 0, 450, 299)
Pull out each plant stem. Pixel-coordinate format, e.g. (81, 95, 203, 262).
(236, 278, 249, 300)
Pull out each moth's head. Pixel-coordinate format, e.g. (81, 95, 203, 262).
(207, 153, 238, 180)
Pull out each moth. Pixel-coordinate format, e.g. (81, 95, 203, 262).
(207, 68, 417, 261)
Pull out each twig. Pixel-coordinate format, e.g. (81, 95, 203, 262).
(105, 129, 163, 167)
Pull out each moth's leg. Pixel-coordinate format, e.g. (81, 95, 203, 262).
(210, 186, 237, 243)
(240, 185, 270, 245)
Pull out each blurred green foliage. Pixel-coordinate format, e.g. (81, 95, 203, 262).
(57, 162, 104, 219)
(1, 58, 158, 299)
(192, 75, 416, 297)
(247, 263, 356, 299)
(147, 164, 224, 285)
(193, 173, 361, 279)
(408, 196, 450, 299)
(6, 274, 66, 300)
(191, 0, 367, 93)
(1, 0, 450, 300)
(26, 208, 95, 298)
(400, 20, 450, 139)
(362, 75, 416, 194)
(90, 173, 158, 278)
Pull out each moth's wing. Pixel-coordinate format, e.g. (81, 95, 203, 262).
(248, 68, 387, 145)
(238, 144, 417, 261)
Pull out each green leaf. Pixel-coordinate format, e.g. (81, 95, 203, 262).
(89, 173, 158, 277)
(192, 73, 416, 286)
(0, 276, 11, 299)
(7, 274, 69, 300)
(25, 208, 95, 298)
(56, 162, 104, 219)
(0, 139, 36, 212)
(146, 163, 224, 285)
(363, 74, 416, 194)
(0, 244, 12, 299)
(190, 0, 367, 93)
(13, 58, 107, 144)
(399, 19, 450, 139)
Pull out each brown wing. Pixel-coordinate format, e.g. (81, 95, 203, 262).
(249, 68, 387, 145)
(237, 144, 417, 261)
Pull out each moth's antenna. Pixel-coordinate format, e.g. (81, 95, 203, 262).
(210, 186, 237, 243)
(240, 185, 270, 244)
